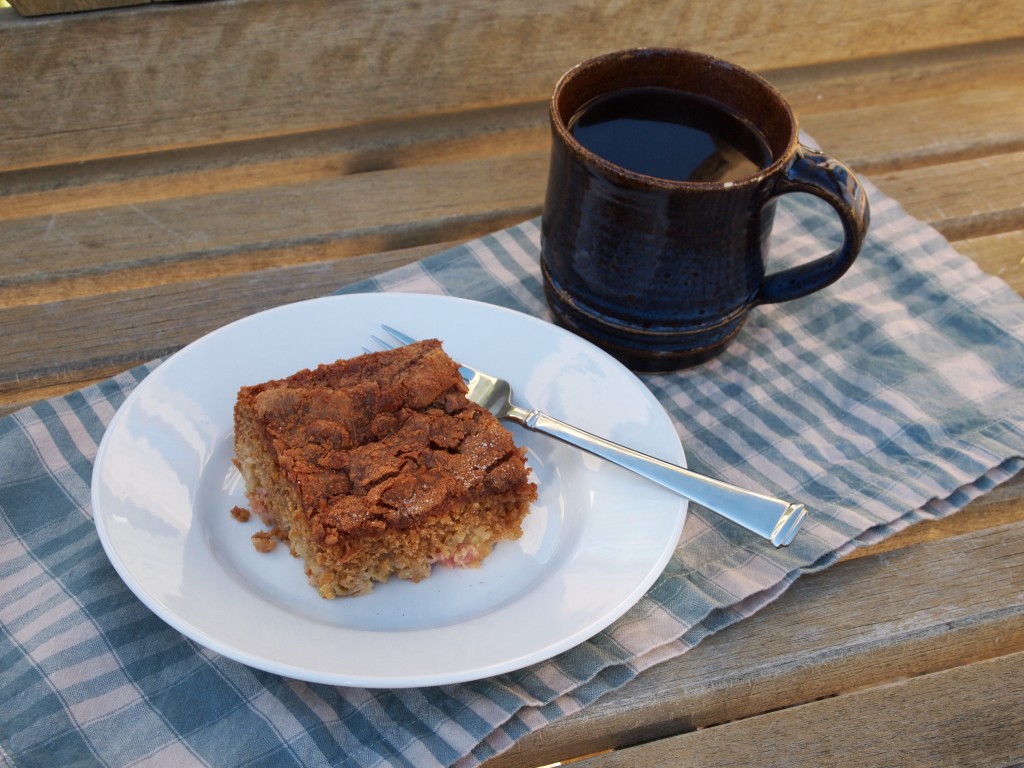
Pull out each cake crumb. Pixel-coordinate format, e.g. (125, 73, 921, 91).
(230, 505, 251, 523)
(251, 530, 278, 553)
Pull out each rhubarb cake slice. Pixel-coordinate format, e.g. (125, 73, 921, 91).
(232, 339, 537, 597)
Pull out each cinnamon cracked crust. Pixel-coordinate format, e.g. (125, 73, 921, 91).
(232, 339, 537, 597)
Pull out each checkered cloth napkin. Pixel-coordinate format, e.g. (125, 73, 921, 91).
(2, 177, 1023, 767)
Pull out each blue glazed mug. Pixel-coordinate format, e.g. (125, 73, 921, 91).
(541, 49, 870, 371)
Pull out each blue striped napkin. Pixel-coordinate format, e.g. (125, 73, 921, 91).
(2, 177, 1023, 767)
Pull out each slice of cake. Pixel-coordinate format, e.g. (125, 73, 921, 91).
(232, 339, 537, 598)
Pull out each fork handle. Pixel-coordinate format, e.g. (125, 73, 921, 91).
(520, 410, 806, 547)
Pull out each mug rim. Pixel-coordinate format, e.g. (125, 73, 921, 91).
(550, 48, 800, 190)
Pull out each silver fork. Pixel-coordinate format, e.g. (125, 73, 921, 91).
(378, 326, 807, 547)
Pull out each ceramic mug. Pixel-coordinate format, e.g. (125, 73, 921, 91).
(540, 48, 870, 371)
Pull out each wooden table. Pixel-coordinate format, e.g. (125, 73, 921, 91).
(2, 2, 1022, 765)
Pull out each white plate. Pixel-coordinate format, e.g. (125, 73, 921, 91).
(92, 293, 687, 687)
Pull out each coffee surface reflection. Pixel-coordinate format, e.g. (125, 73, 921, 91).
(568, 86, 772, 183)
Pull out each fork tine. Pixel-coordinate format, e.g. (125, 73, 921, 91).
(369, 335, 395, 351)
(381, 325, 416, 346)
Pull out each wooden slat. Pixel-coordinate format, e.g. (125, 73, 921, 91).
(577, 651, 1024, 767)
(0, 156, 543, 396)
(5, 135, 1019, 313)
(955, 231, 1024, 296)
(4, 38, 1020, 211)
(770, 38, 1024, 171)
(9, 0, 148, 16)
(0, 103, 549, 220)
(3, 41, 1022, 413)
(841, 469, 1024, 561)
(870, 151, 1024, 240)
(0, 140, 1006, 402)
(5, 38, 1021, 219)
(485, 520, 1024, 767)
(0, 238, 474, 414)
(4, 139, 1015, 399)
(0, 151, 547, 302)
(0, 249, 460, 416)
(2, 0, 1023, 170)
(1, 40, 1020, 417)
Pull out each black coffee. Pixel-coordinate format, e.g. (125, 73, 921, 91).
(568, 87, 772, 183)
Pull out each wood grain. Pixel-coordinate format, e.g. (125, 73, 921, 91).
(3, 0, 1023, 170)
(485, 520, 1024, 767)
(956, 231, 1024, 295)
(0, 152, 547, 295)
(578, 652, 1024, 767)
(8, 0, 148, 15)
(841, 470, 1024, 561)
(871, 151, 1024, 240)
(772, 38, 1024, 171)
(0, 239, 464, 413)
(2, 37, 1021, 406)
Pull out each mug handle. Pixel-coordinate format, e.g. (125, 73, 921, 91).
(756, 145, 871, 305)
